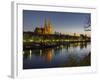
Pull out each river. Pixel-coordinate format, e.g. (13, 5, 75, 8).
(23, 42, 91, 69)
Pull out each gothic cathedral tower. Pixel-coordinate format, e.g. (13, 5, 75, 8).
(47, 19, 53, 34)
(44, 18, 53, 34)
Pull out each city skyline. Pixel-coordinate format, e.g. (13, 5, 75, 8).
(23, 10, 91, 35)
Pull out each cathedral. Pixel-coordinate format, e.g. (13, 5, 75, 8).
(34, 19, 53, 34)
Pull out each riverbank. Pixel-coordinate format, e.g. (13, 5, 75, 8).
(23, 40, 90, 49)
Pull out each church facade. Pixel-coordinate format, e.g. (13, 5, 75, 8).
(34, 19, 53, 34)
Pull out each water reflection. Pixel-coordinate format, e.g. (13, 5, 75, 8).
(23, 42, 91, 69)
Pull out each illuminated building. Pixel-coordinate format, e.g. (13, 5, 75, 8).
(34, 19, 53, 34)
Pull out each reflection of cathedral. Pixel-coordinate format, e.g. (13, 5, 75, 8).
(41, 48, 53, 62)
(34, 19, 53, 34)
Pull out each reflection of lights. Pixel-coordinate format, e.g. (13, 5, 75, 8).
(42, 49, 53, 62)
(29, 50, 32, 60)
(40, 49, 42, 56)
(57, 46, 59, 49)
(60, 45, 63, 48)
(46, 49, 52, 62)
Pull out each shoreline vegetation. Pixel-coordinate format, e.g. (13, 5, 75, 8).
(23, 32, 91, 49)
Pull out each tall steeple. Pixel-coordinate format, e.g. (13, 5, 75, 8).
(47, 18, 53, 34)
(44, 18, 47, 28)
(48, 18, 51, 27)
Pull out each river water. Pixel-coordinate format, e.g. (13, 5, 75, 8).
(23, 42, 91, 69)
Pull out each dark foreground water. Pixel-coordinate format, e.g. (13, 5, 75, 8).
(23, 42, 91, 69)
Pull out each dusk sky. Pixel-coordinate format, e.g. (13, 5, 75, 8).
(23, 10, 91, 34)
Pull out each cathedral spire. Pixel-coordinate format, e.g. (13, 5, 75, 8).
(48, 18, 51, 27)
(47, 18, 53, 34)
(44, 18, 47, 28)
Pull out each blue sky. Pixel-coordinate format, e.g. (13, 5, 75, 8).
(23, 10, 91, 34)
